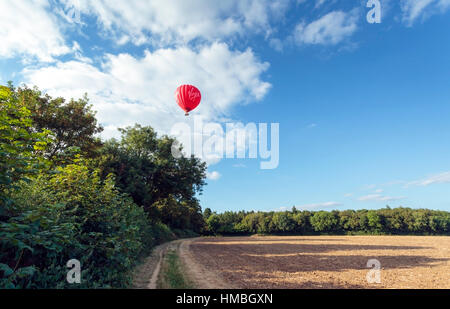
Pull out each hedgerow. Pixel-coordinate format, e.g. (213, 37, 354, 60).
(0, 85, 206, 288)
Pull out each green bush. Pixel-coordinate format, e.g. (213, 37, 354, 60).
(150, 222, 177, 245)
(172, 229, 199, 239)
(1, 162, 153, 288)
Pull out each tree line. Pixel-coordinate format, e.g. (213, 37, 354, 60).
(0, 84, 206, 288)
(203, 207, 450, 236)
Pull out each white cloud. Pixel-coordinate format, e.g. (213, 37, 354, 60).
(269, 38, 284, 52)
(406, 171, 450, 187)
(293, 10, 359, 46)
(61, 0, 290, 46)
(401, 0, 450, 26)
(298, 201, 343, 210)
(206, 171, 221, 180)
(22, 42, 271, 140)
(401, 0, 434, 25)
(314, 0, 327, 9)
(270, 206, 289, 212)
(0, 0, 70, 62)
(358, 194, 405, 202)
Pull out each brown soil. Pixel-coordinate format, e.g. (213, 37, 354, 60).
(178, 239, 235, 289)
(188, 236, 450, 289)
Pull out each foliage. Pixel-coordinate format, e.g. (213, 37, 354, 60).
(1, 85, 207, 288)
(0, 85, 49, 196)
(96, 124, 207, 231)
(16, 86, 103, 165)
(310, 211, 339, 233)
(1, 162, 154, 288)
(205, 207, 450, 236)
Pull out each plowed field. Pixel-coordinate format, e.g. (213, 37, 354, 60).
(189, 236, 450, 289)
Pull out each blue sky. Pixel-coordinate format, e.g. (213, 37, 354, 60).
(1, 0, 450, 213)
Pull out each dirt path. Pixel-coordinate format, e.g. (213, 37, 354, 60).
(132, 242, 172, 289)
(132, 238, 234, 289)
(178, 238, 236, 289)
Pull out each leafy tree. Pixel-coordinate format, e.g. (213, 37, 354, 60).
(239, 212, 260, 234)
(358, 211, 370, 233)
(309, 211, 339, 233)
(338, 210, 359, 232)
(0, 85, 49, 213)
(367, 210, 384, 233)
(384, 208, 406, 234)
(271, 212, 295, 233)
(203, 208, 213, 220)
(154, 195, 205, 233)
(98, 125, 207, 224)
(411, 210, 430, 233)
(17, 86, 103, 164)
(292, 211, 313, 234)
(206, 215, 221, 235)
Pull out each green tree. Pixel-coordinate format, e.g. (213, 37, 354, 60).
(310, 211, 339, 233)
(292, 211, 313, 234)
(338, 210, 359, 233)
(154, 195, 205, 233)
(271, 212, 295, 233)
(411, 210, 430, 234)
(0, 85, 49, 210)
(17, 86, 103, 164)
(239, 212, 260, 234)
(367, 211, 384, 233)
(206, 215, 221, 235)
(97, 124, 207, 230)
(203, 208, 213, 220)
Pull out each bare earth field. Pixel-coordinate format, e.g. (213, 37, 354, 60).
(188, 236, 450, 289)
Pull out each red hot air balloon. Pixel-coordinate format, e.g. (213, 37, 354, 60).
(175, 85, 201, 116)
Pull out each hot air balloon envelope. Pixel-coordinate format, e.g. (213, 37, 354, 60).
(175, 85, 201, 116)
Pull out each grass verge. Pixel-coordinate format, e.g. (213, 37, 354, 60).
(157, 249, 193, 289)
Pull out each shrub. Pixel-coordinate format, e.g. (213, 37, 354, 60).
(1, 162, 153, 288)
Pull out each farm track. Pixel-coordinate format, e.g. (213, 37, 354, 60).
(132, 241, 173, 289)
(132, 238, 233, 289)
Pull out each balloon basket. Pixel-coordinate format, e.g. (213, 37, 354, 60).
(185, 112, 189, 116)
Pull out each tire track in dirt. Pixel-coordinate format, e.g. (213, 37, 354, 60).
(132, 238, 234, 289)
(132, 242, 172, 289)
(148, 249, 164, 289)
